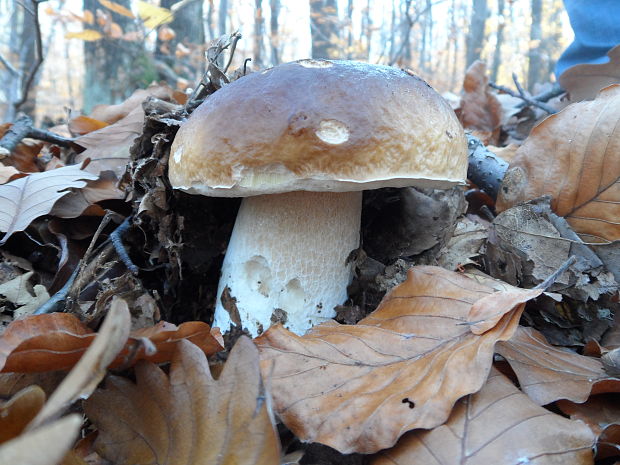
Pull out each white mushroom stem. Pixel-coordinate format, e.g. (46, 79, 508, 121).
(213, 190, 362, 337)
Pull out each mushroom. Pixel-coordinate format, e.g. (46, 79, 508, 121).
(168, 59, 467, 337)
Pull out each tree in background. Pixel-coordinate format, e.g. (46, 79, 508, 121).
(309, 0, 340, 59)
(82, 0, 152, 113)
(527, 0, 542, 91)
(466, 0, 488, 67)
(269, 0, 281, 64)
(490, 0, 505, 82)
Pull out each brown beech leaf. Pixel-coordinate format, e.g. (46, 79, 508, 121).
(458, 61, 502, 139)
(74, 107, 144, 176)
(497, 85, 620, 243)
(27, 297, 130, 429)
(557, 395, 620, 460)
(560, 45, 620, 102)
(256, 266, 539, 454)
(67, 115, 109, 136)
(84, 337, 280, 465)
(50, 172, 124, 218)
(0, 164, 98, 245)
(496, 326, 620, 405)
(0, 306, 223, 373)
(0, 124, 42, 172)
(0, 165, 19, 184)
(0, 414, 82, 465)
(0, 385, 45, 443)
(372, 369, 595, 465)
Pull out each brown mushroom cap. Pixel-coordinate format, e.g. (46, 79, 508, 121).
(169, 59, 467, 197)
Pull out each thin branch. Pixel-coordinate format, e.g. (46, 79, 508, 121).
(0, 53, 21, 76)
(534, 255, 577, 291)
(13, 0, 47, 113)
(0, 115, 73, 158)
(489, 73, 558, 114)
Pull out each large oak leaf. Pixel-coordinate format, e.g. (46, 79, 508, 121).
(496, 326, 620, 405)
(84, 337, 280, 465)
(372, 369, 595, 465)
(496, 85, 620, 243)
(256, 266, 540, 454)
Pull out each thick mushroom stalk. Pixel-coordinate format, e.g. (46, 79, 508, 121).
(213, 190, 362, 336)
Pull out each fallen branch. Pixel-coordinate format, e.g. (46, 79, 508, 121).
(466, 133, 509, 200)
(0, 115, 74, 158)
(489, 74, 559, 114)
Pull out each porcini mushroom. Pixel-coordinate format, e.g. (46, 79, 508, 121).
(168, 59, 467, 337)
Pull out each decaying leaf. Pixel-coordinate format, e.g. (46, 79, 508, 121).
(496, 326, 620, 405)
(256, 266, 540, 454)
(557, 395, 620, 459)
(560, 45, 620, 102)
(372, 369, 595, 465)
(0, 385, 45, 443)
(50, 172, 125, 218)
(0, 414, 82, 465)
(0, 164, 98, 244)
(85, 337, 280, 465)
(0, 303, 223, 373)
(0, 271, 51, 318)
(497, 85, 620, 244)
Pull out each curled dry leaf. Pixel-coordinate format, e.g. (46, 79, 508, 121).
(560, 45, 620, 102)
(496, 326, 620, 405)
(557, 395, 620, 460)
(256, 266, 540, 454)
(0, 164, 98, 244)
(497, 85, 620, 244)
(0, 414, 82, 465)
(372, 369, 595, 465)
(0, 385, 45, 443)
(84, 338, 280, 465)
(50, 172, 124, 218)
(458, 61, 502, 141)
(27, 296, 130, 429)
(0, 304, 223, 373)
(74, 107, 144, 176)
(0, 165, 19, 184)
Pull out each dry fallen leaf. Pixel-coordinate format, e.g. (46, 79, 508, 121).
(0, 164, 98, 244)
(557, 395, 620, 460)
(27, 296, 131, 429)
(67, 115, 109, 136)
(0, 303, 223, 373)
(0, 165, 19, 184)
(560, 45, 620, 102)
(50, 172, 125, 218)
(497, 84, 620, 243)
(0, 414, 82, 465)
(0, 385, 45, 443)
(256, 266, 540, 454)
(496, 326, 620, 405)
(372, 369, 595, 465)
(85, 337, 280, 465)
(458, 61, 502, 142)
(74, 107, 144, 176)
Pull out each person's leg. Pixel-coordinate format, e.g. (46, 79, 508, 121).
(555, 0, 620, 77)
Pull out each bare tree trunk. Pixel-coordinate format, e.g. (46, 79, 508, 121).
(309, 0, 340, 59)
(401, 0, 413, 63)
(527, 0, 543, 91)
(270, 0, 281, 65)
(466, 0, 488, 67)
(219, 0, 228, 36)
(490, 0, 505, 82)
(253, 0, 265, 67)
(362, 0, 373, 60)
(207, 0, 215, 40)
(346, 0, 354, 59)
(449, 0, 460, 90)
(156, 0, 205, 85)
(83, 0, 150, 113)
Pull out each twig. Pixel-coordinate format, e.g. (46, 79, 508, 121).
(489, 74, 558, 114)
(243, 58, 252, 75)
(534, 255, 577, 291)
(222, 31, 242, 73)
(13, 0, 46, 114)
(0, 115, 73, 158)
(33, 267, 79, 314)
(110, 217, 139, 275)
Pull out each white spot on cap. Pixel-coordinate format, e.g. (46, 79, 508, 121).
(173, 146, 183, 164)
(316, 120, 349, 145)
(298, 59, 333, 68)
